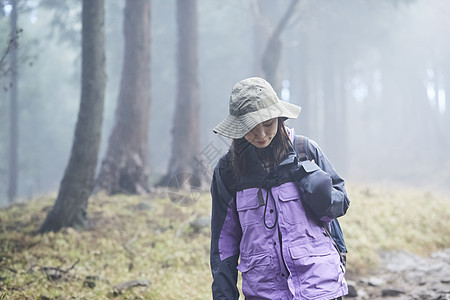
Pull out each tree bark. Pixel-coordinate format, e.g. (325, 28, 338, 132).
(320, 16, 343, 166)
(288, 27, 310, 134)
(250, 0, 272, 77)
(8, 0, 18, 204)
(334, 60, 348, 174)
(443, 69, 450, 154)
(96, 0, 151, 195)
(40, 0, 105, 232)
(161, 0, 200, 188)
(261, 0, 299, 93)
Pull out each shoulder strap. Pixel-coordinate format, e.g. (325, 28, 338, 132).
(324, 223, 347, 266)
(293, 135, 310, 162)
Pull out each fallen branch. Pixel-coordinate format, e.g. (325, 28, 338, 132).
(39, 259, 80, 281)
(113, 279, 150, 295)
(4, 267, 17, 273)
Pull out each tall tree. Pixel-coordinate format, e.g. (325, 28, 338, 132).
(161, 0, 200, 188)
(8, 0, 18, 204)
(250, 0, 272, 77)
(320, 13, 349, 172)
(40, 0, 105, 232)
(288, 27, 313, 135)
(96, 0, 151, 195)
(261, 0, 299, 93)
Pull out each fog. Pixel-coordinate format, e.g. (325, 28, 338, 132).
(1, 0, 449, 206)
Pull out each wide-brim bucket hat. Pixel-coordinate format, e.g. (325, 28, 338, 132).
(213, 77, 301, 139)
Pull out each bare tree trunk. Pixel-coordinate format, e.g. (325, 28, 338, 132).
(250, 0, 271, 77)
(321, 46, 337, 154)
(299, 32, 323, 141)
(40, 0, 105, 232)
(96, 0, 151, 195)
(433, 67, 450, 158)
(444, 69, 450, 154)
(161, 0, 200, 188)
(334, 61, 348, 174)
(8, 0, 18, 204)
(261, 0, 299, 93)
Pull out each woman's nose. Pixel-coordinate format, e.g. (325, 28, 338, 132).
(252, 124, 265, 138)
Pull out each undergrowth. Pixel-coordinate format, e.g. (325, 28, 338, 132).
(341, 184, 450, 273)
(0, 185, 449, 299)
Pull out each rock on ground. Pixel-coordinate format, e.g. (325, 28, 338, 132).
(346, 249, 450, 300)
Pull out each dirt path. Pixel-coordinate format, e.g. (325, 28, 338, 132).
(346, 249, 450, 299)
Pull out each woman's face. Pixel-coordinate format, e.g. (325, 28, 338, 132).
(244, 118, 278, 148)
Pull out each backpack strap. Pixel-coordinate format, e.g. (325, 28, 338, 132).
(293, 135, 311, 162)
(324, 222, 347, 266)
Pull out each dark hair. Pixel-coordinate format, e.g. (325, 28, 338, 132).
(231, 118, 292, 177)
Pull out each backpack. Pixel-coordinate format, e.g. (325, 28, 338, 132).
(293, 135, 347, 266)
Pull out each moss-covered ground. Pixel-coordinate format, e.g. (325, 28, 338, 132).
(0, 184, 449, 299)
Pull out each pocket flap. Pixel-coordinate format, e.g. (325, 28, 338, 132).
(289, 239, 330, 259)
(237, 252, 270, 273)
(289, 245, 309, 259)
(278, 182, 301, 202)
(236, 188, 261, 211)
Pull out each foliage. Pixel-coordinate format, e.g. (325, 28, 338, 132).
(1, 185, 449, 298)
(38, 0, 81, 47)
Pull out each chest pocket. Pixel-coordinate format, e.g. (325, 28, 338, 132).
(278, 182, 308, 225)
(236, 188, 264, 227)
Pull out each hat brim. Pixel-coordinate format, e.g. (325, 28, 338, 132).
(213, 101, 301, 139)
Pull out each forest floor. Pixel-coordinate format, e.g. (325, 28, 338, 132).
(346, 248, 450, 299)
(0, 184, 449, 299)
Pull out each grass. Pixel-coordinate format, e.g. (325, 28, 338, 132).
(0, 184, 449, 299)
(341, 184, 450, 273)
(0, 192, 213, 299)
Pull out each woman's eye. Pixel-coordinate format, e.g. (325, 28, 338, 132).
(263, 122, 273, 127)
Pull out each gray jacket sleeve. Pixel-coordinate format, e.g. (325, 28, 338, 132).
(293, 139, 350, 221)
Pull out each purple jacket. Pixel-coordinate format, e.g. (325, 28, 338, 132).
(210, 128, 350, 300)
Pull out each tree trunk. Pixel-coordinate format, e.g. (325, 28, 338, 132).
(288, 27, 311, 134)
(251, 0, 266, 77)
(443, 68, 450, 154)
(96, 0, 151, 195)
(261, 0, 299, 93)
(8, 0, 18, 204)
(161, 0, 200, 188)
(321, 45, 337, 154)
(40, 0, 105, 232)
(334, 61, 348, 174)
(251, 0, 274, 77)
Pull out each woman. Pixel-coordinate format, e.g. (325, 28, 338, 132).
(210, 77, 349, 300)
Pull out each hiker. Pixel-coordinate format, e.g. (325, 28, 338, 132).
(210, 77, 350, 300)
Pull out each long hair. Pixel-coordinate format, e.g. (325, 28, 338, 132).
(231, 118, 292, 177)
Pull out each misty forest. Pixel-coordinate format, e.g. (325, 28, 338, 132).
(0, 0, 449, 299)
